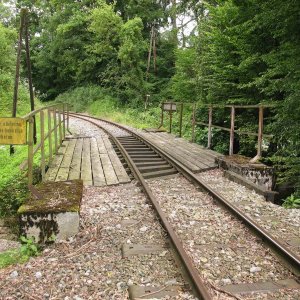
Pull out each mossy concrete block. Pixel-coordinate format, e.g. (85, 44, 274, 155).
(18, 180, 83, 243)
(217, 155, 275, 190)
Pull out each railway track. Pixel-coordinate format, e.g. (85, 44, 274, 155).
(70, 113, 300, 299)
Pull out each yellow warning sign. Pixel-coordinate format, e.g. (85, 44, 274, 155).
(0, 118, 27, 145)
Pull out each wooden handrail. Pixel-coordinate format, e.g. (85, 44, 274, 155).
(22, 104, 61, 120)
(160, 102, 276, 161)
(19, 103, 69, 186)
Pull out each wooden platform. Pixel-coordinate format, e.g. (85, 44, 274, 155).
(139, 131, 222, 173)
(44, 136, 130, 186)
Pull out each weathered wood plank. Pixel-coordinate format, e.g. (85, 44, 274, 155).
(90, 137, 106, 187)
(102, 137, 130, 183)
(81, 138, 93, 185)
(44, 140, 69, 182)
(96, 136, 106, 154)
(139, 132, 200, 172)
(141, 131, 219, 172)
(68, 138, 83, 181)
(100, 153, 119, 185)
(150, 132, 215, 168)
(56, 139, 77, 182)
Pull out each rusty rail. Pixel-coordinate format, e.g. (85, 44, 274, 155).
(69, 113, 213, 300)
(71, 113, 300, 277)
(20, 103, 69, 186)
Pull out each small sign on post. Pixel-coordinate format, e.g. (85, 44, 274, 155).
(0, 118, 27, 145)
(162, 102, 177, 112)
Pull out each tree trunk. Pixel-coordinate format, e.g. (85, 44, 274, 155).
(10, 8, 26, 155)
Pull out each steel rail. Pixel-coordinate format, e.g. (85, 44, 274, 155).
(70, 113, 300, 277)
(69, 113, 213, 300)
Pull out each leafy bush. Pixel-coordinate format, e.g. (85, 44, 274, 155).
(283, 194, 300, 209)
(0, 236, 40, 269)
(0, 173, 29, 217)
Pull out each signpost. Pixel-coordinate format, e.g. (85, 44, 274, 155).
(0, 118, 27, 145)
(162, 102, 177, 112)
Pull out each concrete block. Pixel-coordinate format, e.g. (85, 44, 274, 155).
(18, 180, 83, 243)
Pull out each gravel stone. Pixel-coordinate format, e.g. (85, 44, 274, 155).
(0, 182, 196, 299)
(147, 175, 300, 299)
(197, 169, 300, 256)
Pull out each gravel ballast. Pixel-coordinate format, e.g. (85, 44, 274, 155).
(148, 176, 300, 299)
(197, 169, 300, 257)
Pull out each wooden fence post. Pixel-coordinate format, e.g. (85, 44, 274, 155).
(191, 103, 196, 142)
(27, 117, 34, 186)
(179, 102, 183, 137)
(257, 106, 264, 158)
(48, 109, 53, 162)
(229, 106, 235, 155)
(207, 106, 212, 149)
(53, 109, 58, 154)
(67, 104, 70, 132)
(40, 111, 45, 180)
(62, 104, 66, 139)
(58, 109, 62, 146)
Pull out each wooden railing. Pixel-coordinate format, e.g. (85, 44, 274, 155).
(192, 104, 274, 160)
(160, 102, 275, 161)
(20, 103, 70, 186)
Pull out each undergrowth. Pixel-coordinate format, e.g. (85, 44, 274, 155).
(0, 236, 40, 269)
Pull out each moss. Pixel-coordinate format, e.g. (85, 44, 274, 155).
(17, 180, 83, 214)
(223, 155, 272, 170)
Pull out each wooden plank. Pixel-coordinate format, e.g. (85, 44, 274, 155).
(102, 137, 130, 183)
(151, 132, 214, 168)
(55, 139, 76, 182)
(81, 138, 93, 185)
(96, 136, 106, 154)
(140, 131, 218, 172)
(100, 152, 119, 185)
(90, 137, 106, 187)
(157, 132, 217, 164)
(140, 132, 201, 171)
(68, 138, 83, 181)
(44, 140, 69, 182)
(157, 132, 221, 160)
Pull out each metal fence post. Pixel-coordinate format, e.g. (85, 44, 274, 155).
(191, 103, 196, 143)
(179, 102, 183, 137)
(169, 103, 173, 134)
(40, 110, 45, 180)
(257, 106, 264, 158)
(229, 106, 235, 155)
(207, 106, 212, 149)
(27, 117, 34, 186)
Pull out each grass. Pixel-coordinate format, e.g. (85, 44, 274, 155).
(0, 248, 30, 269)
(0, 236, 40, 269)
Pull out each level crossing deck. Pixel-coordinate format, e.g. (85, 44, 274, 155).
(139, 131, 222, 173)
(44, 135, 130, 186)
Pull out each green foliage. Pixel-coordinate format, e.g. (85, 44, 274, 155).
(55, 85, 114, 112)
(0, 249, 27, 269)
(283, 194, 300, 209)
(0, 172, 29, 217)
(20, 236, 40, 257)
(171, 47, 198, 102)
(0, 236, 40, 269)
